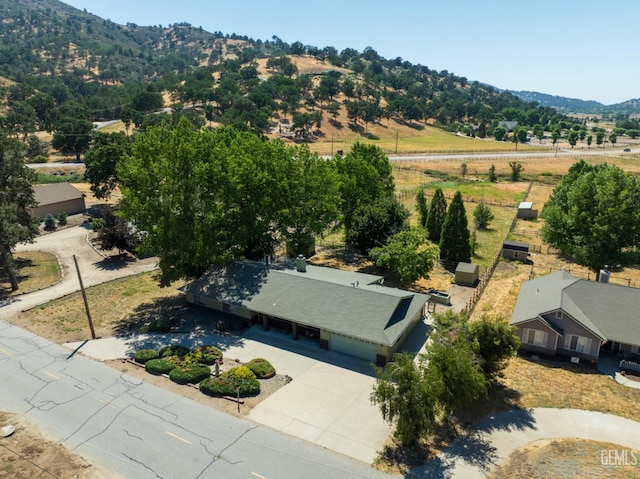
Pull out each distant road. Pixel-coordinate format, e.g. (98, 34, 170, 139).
(27, 147, 638, 169)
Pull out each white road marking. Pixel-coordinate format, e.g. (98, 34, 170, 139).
(165, 430, 192, 444)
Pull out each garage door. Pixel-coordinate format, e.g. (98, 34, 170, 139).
(329, 332, 377, 362)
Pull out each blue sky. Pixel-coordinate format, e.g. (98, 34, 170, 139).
(61, 0, 639, 105)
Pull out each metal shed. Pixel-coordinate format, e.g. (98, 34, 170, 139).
(502, 240, 529, 261)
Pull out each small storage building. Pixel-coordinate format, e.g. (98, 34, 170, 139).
(502, 240, 529, 261)
(455, 262, 479, 286)
(517, 201, 538, 219)
(30, 183, 86, 218)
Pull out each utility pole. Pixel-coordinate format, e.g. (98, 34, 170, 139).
(395, 130, 399, 154)
(73, 255, 96, 339)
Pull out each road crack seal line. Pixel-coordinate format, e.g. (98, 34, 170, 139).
(193, 425, 257, 479)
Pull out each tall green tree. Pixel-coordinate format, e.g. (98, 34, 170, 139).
(425, 188, 447, 243)
(369, 228, 439, 283)
(0, 133, 39, 291)
(541, 160, 640, 274)
(468, 316, 520, 382)
(51, 101, 93, 161)
(84, 132, 133, 199)
(439, 191, 471, 263)
(415, 189, 429, 228)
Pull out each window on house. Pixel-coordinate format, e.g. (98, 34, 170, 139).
(564, 334, 592, 354)
(631, 345, 639, 354)
(514, 251, 519, 258)
(555, 310, 562, 319)
(523, 328, 548, 347)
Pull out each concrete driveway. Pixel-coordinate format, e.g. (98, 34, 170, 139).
(66, 326, 393, 464)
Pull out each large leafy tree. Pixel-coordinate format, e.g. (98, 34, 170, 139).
(0, 132, 39, 291)
(468, 316, 520, 382)
(84, 132, 133, 199)
(370, 228, 439, 284)
(425, 188, 447, 243)
(118, 118, 341, 282)
(346, 196, 409, 254)
(51, 101, 93, 161)
(541, 160, 640, 273)
(439, 191, 471, 263)
(370, 352, 441, 447)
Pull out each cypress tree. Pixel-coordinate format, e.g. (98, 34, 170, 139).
(425, 188, 447, 243)
(416, 189, 429, 228)
(439, 191, 471, 262)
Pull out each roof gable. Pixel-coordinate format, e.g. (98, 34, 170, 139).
(185, 261, 429, 346)
(511, 270, 640, 346)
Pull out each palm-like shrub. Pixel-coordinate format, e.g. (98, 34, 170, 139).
(246, 358, 276, 379)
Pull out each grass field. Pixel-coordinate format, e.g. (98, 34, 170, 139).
(489, 439, 640, 479)
(0, 251, 60, 297)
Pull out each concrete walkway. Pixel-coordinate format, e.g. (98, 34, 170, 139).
(409, 408, 640, 478)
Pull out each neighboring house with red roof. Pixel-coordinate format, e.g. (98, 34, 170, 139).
(29, 183, 86, 218)
(510, 270, 640, 364)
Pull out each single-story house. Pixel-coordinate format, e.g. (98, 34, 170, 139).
(502, 240, 529, 261)
(183, 259, 430, 365)
(497, 120, 519, 132)
(517, 201, 538, 220)
(30, 183, 86, 218)
(510, 270, 640, 363)
(455, 262, 479, 286)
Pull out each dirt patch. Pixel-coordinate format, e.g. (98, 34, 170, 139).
(488, 439, 640, 479)
(0, 411, 120, 479)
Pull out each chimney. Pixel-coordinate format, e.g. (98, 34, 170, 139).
(296, 254, 306, 272)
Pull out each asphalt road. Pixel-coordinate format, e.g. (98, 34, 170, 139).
(0, 321, 392, 479)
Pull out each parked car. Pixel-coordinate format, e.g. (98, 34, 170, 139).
(624, 148, 631, 152)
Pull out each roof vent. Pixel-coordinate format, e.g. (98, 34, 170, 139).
(296, 254, 306, 272)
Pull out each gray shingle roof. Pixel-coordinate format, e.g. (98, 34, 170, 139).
(185, 261, 429, 346)
(511, 270, 640, 345)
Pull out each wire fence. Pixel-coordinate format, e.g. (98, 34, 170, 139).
(463, 182, 534, 316)
(395, 187, 519, 208)
(528, 265, 640, 289)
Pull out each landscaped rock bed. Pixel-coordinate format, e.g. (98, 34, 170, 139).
(109, 345, 290, 417)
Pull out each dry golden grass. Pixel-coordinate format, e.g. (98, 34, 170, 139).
(489, 439, 640, 479)
(13, 271, 185, 343)
(0, 251, 60, 297)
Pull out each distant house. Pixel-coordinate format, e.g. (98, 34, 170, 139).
(30, 183, 86, 218)
(517, 201, 538, 220)
(183, 259, 430, 365)
(502, 240, 529, 261)
(511, 270, 640, 363)
(455, 262, 479, 286)
(497, 121, 519, 132)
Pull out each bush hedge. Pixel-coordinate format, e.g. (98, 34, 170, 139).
(246, 358, 276, 379)
(184, 345, 223, 365)
(145, 358, 177, 375)
(159, 345, 190, 358)
(134, 349, 159, 364)
(169, 363, 211, 385)
(141, 318, 172, 333)
(199, 366, 260, 397)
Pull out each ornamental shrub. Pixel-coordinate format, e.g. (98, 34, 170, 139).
(142, 318, 172, 333)
(246, 358, 276, 379)
(134, 349, 159, 364)
(184, 345, 222, 365)
(145, 358, 177, 375)
(200, 366, 260, 397)
(169, 363, 211, 385)
(159, 345, 190, 358)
